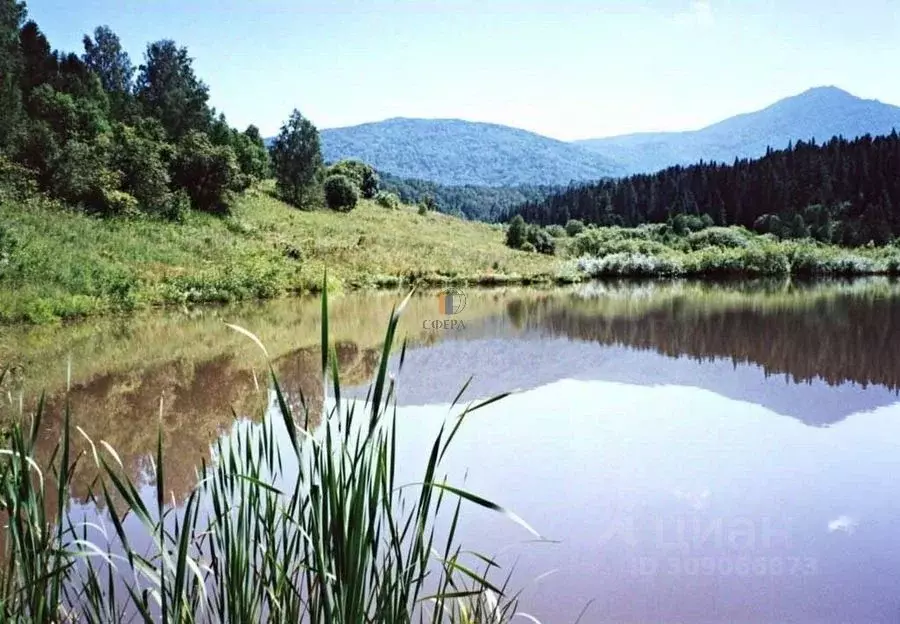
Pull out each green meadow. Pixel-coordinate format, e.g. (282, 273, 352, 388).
(0, 186, 563, 323)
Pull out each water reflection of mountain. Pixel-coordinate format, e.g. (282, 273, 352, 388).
(385, 337, 898, 426)
(375, 291, 900, 426)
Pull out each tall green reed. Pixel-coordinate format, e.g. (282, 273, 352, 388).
(0, 286, 541, 622)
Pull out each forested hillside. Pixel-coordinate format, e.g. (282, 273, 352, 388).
(319, 118, 622, 186)
(378, 171, 559, 221)
(509, 132, 900, 246)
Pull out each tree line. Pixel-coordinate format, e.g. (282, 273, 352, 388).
(506, 132, 900, 246)
(0, 0, 274, 217)
(0, 0, 378, 218)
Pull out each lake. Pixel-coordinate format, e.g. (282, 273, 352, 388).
(2, 277, 900, 623)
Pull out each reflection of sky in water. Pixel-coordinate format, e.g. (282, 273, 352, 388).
(67, 373, 900, 622)
(384, 381, 900, 623)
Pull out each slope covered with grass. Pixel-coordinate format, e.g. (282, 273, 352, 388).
(0, 187, 563, 323)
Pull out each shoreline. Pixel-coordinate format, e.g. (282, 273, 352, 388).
(4, 268, 900, 328)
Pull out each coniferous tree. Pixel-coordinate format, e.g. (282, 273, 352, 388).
(135, 39, 210, 140)
(270, 109, 323, 208)
(19, 21, 56, 96)
(0, 0, 26, 152)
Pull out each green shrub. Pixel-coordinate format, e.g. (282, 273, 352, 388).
(565, 219, 585, 237)
(0, 156, 38, 201)
(636, 223, 672, 239)
(753, 214, 783, 237)
(417, 203, 427, 216)
(47, 139, 120, 212)
(681, 246, 790, 275)
(162, 189, 191, 221)
(521, 241, 536, 253)
(374, 190, 400, 210)
(110, 124, 180, 217)
(0, 224, 17, 271)
(170, 131, 240, 214)
(328, 159, 379, 199)
(232, 125, 270, 180)
(571, 228, 671, 257)
(323, 174, 359, 212)
(546, 224, 567, 238)
(101, 188, 140, 216)
(670, 213, 714, 235)
(527, 227, 556, 255)
(787, 244, 878, 275)
(742, 246, 792, 274)
(686, 227, 750, 250)
(422, 194, 437, 212)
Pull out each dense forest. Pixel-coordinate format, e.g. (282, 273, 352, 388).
(378, 171, 559, 221)
(508, 132, 900, 246)
(319, 117, 621, 186)
(0, 0, 269, 217)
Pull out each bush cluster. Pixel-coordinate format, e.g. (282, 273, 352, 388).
(496, 214, 900, 278)
(505, 215, 556, 255)
(374, 190, 400, 210)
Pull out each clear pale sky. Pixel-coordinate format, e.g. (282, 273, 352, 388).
(25, 0, 900, 140)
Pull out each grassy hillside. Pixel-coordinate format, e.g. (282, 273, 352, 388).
(319, 117, 622, 185)
(0, 186, 564, 323)
(576, 86, 900, 174)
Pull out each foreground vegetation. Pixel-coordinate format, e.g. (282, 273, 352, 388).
(0, 291, 538, 622)
(0, 186, 564, 323)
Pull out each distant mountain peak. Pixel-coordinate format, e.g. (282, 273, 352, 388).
(799, 85, 851, 96)
(575, 86, 900, 174)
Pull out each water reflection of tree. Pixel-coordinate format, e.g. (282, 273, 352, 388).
(512, 294, 900, 390)
(25, 342, 381, 510)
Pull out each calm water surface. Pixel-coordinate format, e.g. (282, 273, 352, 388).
(2, 278, 900, 623)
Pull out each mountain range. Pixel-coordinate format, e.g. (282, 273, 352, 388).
(575, 86, 900, 173)
(316, 86, 900, 186)
(320, 118, 623, 186)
